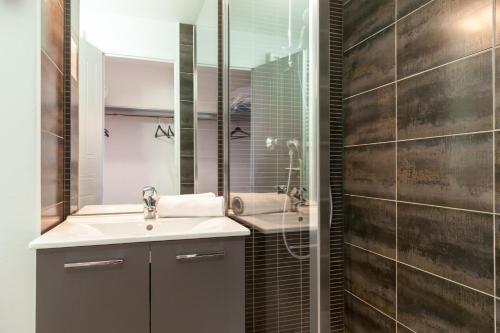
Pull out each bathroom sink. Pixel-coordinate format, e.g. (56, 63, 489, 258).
(30, 214, 250, 249)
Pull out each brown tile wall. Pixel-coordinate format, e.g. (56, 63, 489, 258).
(179, 23, 195, 194)
(41, 0, 77, 232)
(41, 0, 65, 232)
(343, 0, 500, 331)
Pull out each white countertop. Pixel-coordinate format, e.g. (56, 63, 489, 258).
(30, 214, 250, 250)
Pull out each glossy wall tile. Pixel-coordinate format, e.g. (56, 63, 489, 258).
(343, 0, 499, 330)
(397, 133, 493, 212)
(345, 292, 396, 333)
(345, 143, 396, 199)
(345, 245, 396, 316)
(344, 196, 396, 259)
(396, 0, 432, 18)
(344, 0, 394, 50)
(397, 203, 494, 293)
(397, 0, 491, 78)
(344, 25, 395, 97)
(397, 51, 492, 140)
(344, 84, 395, 146)
(397, 264, 495, 332)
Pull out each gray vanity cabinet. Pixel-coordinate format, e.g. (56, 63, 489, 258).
(151, 237, 245, 333)
(36, 243, 150, 333)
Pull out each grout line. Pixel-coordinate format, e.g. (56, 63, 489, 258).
(492, 1, 497, 331)
(394, 0, 399, 328)
(344, 48, 493, 101)
(345, 241, 497, 299)
(344, 130, 497, 148)
(344, 23, 395, 54)
(344, 290, 417, 332)
(343, 0, 437, 54)
(345, 193, 496, 215)
(42, 129, 64, 140)
(345, 290, 397, 322)
(41, 49, 64, 76)
(41, 201, 64, 212)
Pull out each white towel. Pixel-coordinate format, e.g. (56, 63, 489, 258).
(157, 195, 225, 218)
(162, 192, 216, 198)
(231, 193, 289, 216)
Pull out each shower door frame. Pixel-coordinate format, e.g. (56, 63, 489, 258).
(221, 0, 332, 331)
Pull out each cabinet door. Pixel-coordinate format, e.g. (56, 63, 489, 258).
(37, 243, 150, 333)
(151, 238, 245, 333)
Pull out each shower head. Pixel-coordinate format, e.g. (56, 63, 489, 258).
(287, 139, 301, 157)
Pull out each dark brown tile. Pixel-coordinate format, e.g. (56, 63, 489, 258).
(345, 84, 396, 145)
(345, 292, 395, 333)
(496, 136, 500, 213)
(397, 324, 414, 333)
(345, 143, 396, 199)
(497, 1, 500, 45)
(344, 196, 396, 258)
(70, 78, 79, 214)
(41, 132, 64, 208)
(398, 133, 493, 212)
(397, 264, 495, 332)
(344, 25, 395, 97)
(41, 51, 64, 136)
(180, 128, 194, 157)
(345, 245, 396, 316)
(180, 44, 193, 74)
(41, 0, 64, 70)
(397, 0, 432, 18)
(180, 73, 194, 102)
(344, 0, 395, 50)
(41, 202, 64, 234)
(496, 214, 500, 295)
(398, 203, 494, 293)
(397, 0, 492, 78)
(179, 23, 194, 46)
(180, 101, 194, 128)
(180, 183, 194, 195)
(180, 156, 194, 183)
(398, 52, 493, 140)
(496, 51, 500, 128)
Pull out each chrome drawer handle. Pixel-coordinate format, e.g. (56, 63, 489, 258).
(176, 251, 225, 262)
(64, 259, 124, 269)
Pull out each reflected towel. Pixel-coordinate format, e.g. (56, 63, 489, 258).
(162, 192, 216, 198)
(231, 193, 289, 216)
(157, 195, 224, 217)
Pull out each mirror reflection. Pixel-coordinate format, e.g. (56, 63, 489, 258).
(75, 0, 219, 214)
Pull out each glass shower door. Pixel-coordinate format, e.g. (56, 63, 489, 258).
(226, 0, 326, 331)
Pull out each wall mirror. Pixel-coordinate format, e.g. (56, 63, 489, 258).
(74, 0, 219, 214)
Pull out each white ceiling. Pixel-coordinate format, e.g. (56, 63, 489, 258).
(81, 0, 207, 24)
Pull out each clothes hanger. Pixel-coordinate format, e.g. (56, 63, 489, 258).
(167, 124, 175, 138)
(155, 118, 170, 139)
(231, 126, 250, 140)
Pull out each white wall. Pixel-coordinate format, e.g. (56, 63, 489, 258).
(105, 57, 175, 110)
(103, 116, 176, 203)
(196, 0, 218, 66)
(80, 10, 179, 62)
(0, 1, 40, 332)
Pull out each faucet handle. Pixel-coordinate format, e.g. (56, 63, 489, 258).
(142, 186, 158, 219)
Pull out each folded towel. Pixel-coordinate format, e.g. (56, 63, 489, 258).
(231, 193, 289, 216)
(157, 195, 225, 218)
(162, 192, 216, 198)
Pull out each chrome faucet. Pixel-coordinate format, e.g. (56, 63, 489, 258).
(142, 186, 158, 219)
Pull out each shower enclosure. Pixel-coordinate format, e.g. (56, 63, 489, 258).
(223, 0, 336, 331)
